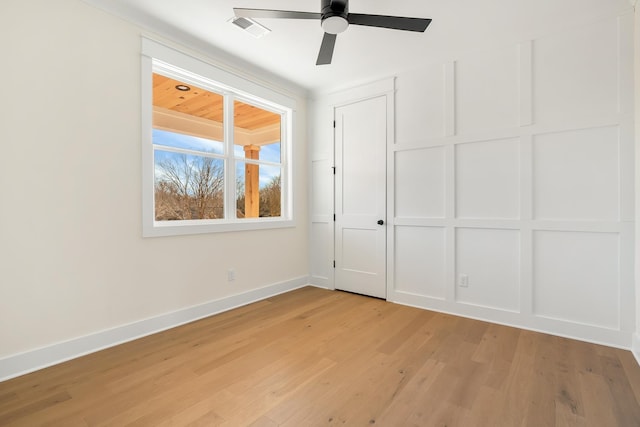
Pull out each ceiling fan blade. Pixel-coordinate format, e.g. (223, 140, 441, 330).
(347, 13, 432, 32)
(316, 33, 337, 65)
(234, 8, 321, 20)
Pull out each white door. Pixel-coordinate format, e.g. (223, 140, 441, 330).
(334, 95, 387, 299)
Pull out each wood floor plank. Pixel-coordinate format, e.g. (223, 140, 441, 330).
(619, 349, 640, 399)
(579, 370, 618, 427)
(0, 391, 72, 426)
(600, 354, 640, 426)
(1, 287, 639, 426)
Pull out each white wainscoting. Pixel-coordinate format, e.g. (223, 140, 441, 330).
(309, 154, 333, 289)
(311, 11, 635, 349)
(386, 12, 635, 349)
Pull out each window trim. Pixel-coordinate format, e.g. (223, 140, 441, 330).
(141, 37, 295, 237)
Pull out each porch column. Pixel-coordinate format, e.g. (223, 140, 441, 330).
(244, 144, 260, 218)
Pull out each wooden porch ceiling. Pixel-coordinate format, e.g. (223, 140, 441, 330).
(152, 74, 281, 131)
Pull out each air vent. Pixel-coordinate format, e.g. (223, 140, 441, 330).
(229, 16, 271, 38)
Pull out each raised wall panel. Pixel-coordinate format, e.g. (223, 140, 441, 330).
(533, 231, 619, 329)
(455, 46, 519, 134)
(395, 147, 445, 218)
(533, 126, 619, 221)
(310, 223, 330, 279)
(533, 18, 619, 124)
(395, 226, 446, 299)
(456, 228, 520, 312)
(311, 159, 331, 217)
(456, 138, 520, 219)
(395, 64, 445, 142)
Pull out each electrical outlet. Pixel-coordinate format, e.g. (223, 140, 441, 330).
(227, 269, 236, 282)
(459, 274, 469, 288)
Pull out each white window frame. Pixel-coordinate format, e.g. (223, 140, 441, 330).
(141, 38, 295, 237)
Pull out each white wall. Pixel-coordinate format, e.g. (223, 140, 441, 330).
(0, 0, 308, 375)
(311, 5, 635, 348)
(634, 1, 640, 359)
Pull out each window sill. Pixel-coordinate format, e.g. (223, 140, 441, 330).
(142, 218, 296, 237)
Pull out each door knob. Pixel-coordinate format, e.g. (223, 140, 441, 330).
(377, 219, 384, 225)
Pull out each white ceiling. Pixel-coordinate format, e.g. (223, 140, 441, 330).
(85, 0, 630, 93)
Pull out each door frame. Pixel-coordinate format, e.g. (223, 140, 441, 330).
(327, 77, 396, 299)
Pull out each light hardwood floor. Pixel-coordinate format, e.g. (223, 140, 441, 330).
(1, 286, 640, 426)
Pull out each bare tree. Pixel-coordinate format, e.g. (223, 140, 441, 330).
(236, 173, 281, 218)
(155, 154, 224, 220)
(260, 175, 281, 217)
(191, 156, 224, 218)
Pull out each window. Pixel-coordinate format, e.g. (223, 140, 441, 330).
(141, 38, 294, 236)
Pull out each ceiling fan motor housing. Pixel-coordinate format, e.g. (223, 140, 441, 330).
(321, 0, 349, 34)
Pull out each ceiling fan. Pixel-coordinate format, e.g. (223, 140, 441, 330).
(234, 0, 432, 65)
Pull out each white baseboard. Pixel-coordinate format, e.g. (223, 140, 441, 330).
(0, 276, 310, 382)
(389, 290, 632, 350)
(633, 333, 640, 367)
(308, 275, 333, 290)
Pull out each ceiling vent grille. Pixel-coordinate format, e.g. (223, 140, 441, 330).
(229, 16, 271, 38)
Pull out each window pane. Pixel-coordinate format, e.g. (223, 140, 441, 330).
(260, 142, 281, 164)
(234, 100, 281, 162)
(153, 129, 223, 154)
(153, 73, 224, 151)
(154, 150, 224, 220)
(236, 163, 282, 218)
